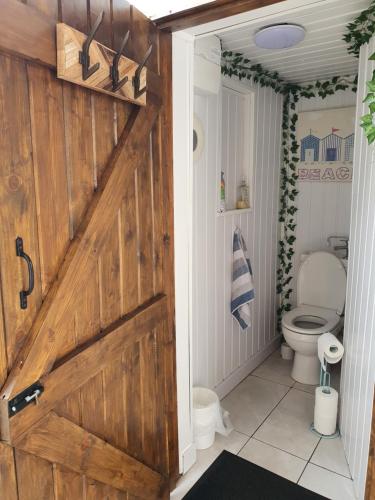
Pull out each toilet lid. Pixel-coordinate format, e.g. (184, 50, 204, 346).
(297, 251, 346, 314)
(282, 305, 341, 335)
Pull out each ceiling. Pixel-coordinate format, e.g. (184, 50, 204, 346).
(218, 0, 370, 84)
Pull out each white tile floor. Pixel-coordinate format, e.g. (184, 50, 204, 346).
(171, 349, 357, 500)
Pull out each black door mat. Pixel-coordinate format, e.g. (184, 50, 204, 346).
(183, 450, 328, 500)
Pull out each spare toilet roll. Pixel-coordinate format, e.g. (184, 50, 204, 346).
(314, 386, 339, 435)
(318, 333, 344, 368)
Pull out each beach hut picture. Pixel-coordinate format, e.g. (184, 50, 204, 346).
(344, 133, 354, 161)
(300, 132, 320, 161)
(321, 128, 342, 161)
(297, 107, 355, 182)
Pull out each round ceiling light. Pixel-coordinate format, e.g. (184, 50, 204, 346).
(254, 23, 305, 50)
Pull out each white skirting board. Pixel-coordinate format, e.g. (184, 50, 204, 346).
(215, 335, 282, 400)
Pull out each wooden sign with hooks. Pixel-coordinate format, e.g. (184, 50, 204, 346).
(56, 13, 151, 106)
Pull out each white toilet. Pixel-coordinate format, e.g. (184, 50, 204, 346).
(282, 251, 347, 385)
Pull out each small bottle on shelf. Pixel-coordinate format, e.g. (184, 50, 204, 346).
(236, 177, 249, 209)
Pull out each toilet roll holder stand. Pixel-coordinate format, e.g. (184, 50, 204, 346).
(310, 361, 340, 439)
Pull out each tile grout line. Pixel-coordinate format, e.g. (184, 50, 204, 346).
(248, 385, 294, 439)
(180, 356, 353, 498)
(229, 366, 353, 485)
(250, 372, 295, 389)
(236, 435, 252, 456)
(250, 436, 309, 463)
(307, 460, 354, 481)
(297, 437, 322, 484)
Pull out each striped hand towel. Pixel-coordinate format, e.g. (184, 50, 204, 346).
(231, 227, 255, 330)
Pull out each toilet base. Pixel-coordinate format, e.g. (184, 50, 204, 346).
(291, 352, 320, 385)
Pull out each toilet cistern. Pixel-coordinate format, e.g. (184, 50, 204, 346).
(327, 235, 349, 259)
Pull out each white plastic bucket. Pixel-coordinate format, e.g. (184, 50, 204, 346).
(192, 387, 219, 450)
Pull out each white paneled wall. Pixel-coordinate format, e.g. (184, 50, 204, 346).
(341, 39, 375, 500)
(192, 80, 283, 398)
(291, 89, 356, 305)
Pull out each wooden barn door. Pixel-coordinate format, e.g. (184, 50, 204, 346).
(0, 1, 177, 499)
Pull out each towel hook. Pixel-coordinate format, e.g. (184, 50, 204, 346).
(133, 45, 152, 99)
(79, 11, 104, 81)
(110, 30, 130, 92)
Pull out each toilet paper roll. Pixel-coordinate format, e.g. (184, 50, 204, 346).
(314, 386, 338, 436)
(318, 333, 344, 368)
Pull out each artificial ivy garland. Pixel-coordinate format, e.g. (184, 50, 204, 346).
(221, 1, 375, 332)
(343, 0, 375, 144)
(343, 0, 375, 57)
(221, 52, 357, 331)
(361, 60, 375, 144)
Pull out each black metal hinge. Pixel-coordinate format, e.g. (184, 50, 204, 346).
(8, 382, 44, 417)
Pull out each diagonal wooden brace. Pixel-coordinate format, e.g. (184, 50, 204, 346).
(0, 95, 160, 402)
(14, 411, 167, 499)
(2, 296, 167, 443)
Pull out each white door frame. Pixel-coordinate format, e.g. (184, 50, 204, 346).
(172, 2, 375, 487)
(172, 31, 196, 474)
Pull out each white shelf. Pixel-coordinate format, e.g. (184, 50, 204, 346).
(217, 208, 252, 216)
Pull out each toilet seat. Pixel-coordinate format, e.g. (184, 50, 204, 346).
(282, 305, 341, 335)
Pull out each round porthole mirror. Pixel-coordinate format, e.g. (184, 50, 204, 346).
(193, 114, 205, 161)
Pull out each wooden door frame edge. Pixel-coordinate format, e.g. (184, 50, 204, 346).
(155, 0, 286, 32)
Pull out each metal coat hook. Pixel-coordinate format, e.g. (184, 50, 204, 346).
(110, 31, 130, 92)
(133, 45, 153, 99)
(79, 11, 104, 80)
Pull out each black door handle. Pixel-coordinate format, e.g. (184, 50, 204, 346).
(16, 237, 34, 310)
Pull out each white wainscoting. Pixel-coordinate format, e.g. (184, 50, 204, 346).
(291, 89, 356, 305)
(192, 79, 283, 398)
(340, 39, 375, 500)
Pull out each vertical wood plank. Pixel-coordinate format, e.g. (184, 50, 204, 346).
(139, 331, 157, 468)
(154, 323, 169, 475)
(124, 342, 142, 461)
(112, 0, 132, 58)
(60, 0, 89, 33)
(159, 31, 179, 482)
(80, 372, 105, 439)
(151, 123, 164, 296)
(132, 7, 159, 74)
(136, 155, 154, 303)
(0, 285, 8, 387)
(63, 83, 95, 237)
(103, 357, 126, 450)
(93, 93, 116, 185)
(121, 174, 139, 314)
(98, 216, 122, 329)
(0, 443, 18, 500)
(27, 64, 70, 296)
(77, 269, 104, 438)
(64, 270, 100, 426)
(27, 0, 59, 19)
(116, 102, 133, 141)
(16, 450, 55, 500)
(0, 54, 42, 367)
(90, 0, 112, 49)
(54, 465, 85, 500)
(75, 269, 101, 347)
